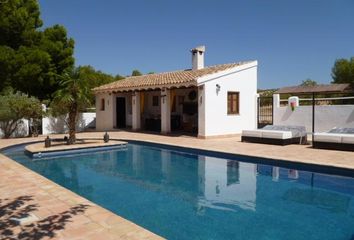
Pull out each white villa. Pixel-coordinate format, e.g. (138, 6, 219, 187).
(93, 46, 258, 138)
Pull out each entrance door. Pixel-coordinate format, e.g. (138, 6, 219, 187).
(116, 97, 126, 128)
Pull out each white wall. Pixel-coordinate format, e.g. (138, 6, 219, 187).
(95, 92, 132, 131)
(273, 94, 354, 132)
(42, 112, 96, 135)
(197, 61, 258, 137)
(96, 92, 115, 131)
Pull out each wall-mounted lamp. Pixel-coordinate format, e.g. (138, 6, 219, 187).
(216, 84, 221, 95)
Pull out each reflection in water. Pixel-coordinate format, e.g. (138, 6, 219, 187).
(272, 167, 279, 181)
(227, 161, 240, 186)
(288, 169, 299, 179)
(5, 144, 354, 240)
(283, 188, 350, 213)
(198, 156, 257, 211)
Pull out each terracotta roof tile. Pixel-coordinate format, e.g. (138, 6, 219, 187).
(94, 62, 251, 92)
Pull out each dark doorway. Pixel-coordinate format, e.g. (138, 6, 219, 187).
(116, 97, 126, 128)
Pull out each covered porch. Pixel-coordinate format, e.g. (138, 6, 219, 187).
(119, 86, 199, 134)
(96, 75, 205, 136)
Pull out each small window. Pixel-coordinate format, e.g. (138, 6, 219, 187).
(100, 98, 105, 111)
(227, 92, 239, 115)
(152, 96, 159, 107)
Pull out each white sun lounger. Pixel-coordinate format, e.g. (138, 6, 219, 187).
(313, 128, 354, 151)
(241, 125, 307, 145)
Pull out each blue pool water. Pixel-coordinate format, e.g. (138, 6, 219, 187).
(3, 143, 354, 240)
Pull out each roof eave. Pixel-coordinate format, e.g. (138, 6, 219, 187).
(93, 81, 198, 94)
(196, 61, 257, 85)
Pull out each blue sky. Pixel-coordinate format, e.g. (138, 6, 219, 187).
(38, 0, 354, 89)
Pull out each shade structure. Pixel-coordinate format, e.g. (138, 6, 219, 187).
(276, 84, 351, 94)
(275, 83, 353, 147)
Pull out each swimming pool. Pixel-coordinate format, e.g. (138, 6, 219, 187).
(3, 142, 354, 240)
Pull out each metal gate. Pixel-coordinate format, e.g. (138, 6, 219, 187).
(257, 96, 273, 128)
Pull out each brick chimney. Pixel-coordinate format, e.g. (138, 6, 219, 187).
(191, 46, 205, 70)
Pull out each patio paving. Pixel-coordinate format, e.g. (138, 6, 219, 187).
(0, 131, 353, 239)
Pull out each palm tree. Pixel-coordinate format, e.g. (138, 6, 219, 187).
(52, 68, 90, 144)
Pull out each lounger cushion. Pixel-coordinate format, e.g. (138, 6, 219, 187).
(314, 133, 342, 143)
(342, 134, 354, 144)
(263, 125, 307, 137)
(261, 130, 292, 139)
(242, 130, 293, 139)
(242, 130, 263, 138)
(328, 128, 354, 134)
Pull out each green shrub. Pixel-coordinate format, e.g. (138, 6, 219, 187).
(0, 92, 43, 138)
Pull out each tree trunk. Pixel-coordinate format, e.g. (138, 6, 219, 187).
(3, 120, 19, 139)
(67, 103, 78, 144)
